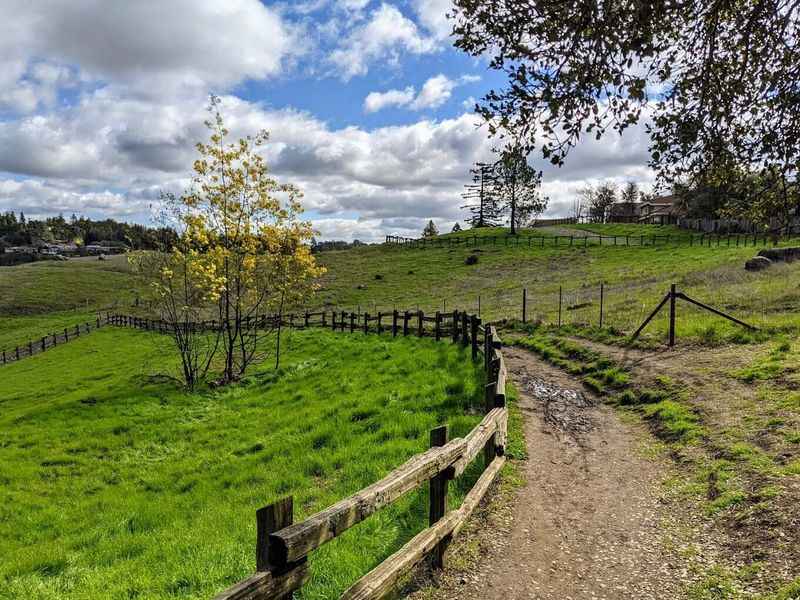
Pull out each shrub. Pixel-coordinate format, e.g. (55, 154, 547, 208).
(637, 388, 670, 404)
(582, 376, 604, 394)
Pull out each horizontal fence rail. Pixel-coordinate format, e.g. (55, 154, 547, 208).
(9, 305, 507, 597)
(182, 314, 507, 600)
(99, 309, 508, 600)
(0, 317, 105, 366)
(385, 231, 787, 250)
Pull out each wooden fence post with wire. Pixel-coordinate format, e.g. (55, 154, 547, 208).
(631, 283, 757, 346)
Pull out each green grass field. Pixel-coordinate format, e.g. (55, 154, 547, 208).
(3, 222, 800, 598)
(0, 326, 491, 599)
(312, 226, 800, 347)
(4, 225, 800, 352)
(0, 255, 141, 348)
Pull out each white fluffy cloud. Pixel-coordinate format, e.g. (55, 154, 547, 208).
(411, 0, 454, 40)
(0, 91, 653, 241)
(364, 74, 477, 112)
(0, 0, 657, 242)
(330, 3, 438, 79)
(0, 0, 300, 104)
(409, 74, 457, 109)
(364, 87, 417, 113)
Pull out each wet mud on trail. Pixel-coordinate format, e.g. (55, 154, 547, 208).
(412, 346, 691, 600)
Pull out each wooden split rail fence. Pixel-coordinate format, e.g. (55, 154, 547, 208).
(0, 317, 105, 366)
(107, 309, 488, 356)
(385, 231, 785, 250)
(631, 283, 758, 346)
(104, 308, 507, 599)
(209, 316, 508, 600)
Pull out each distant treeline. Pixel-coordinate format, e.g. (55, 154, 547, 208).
(310, 238, 369, 253)
(0, 212, 177, 250)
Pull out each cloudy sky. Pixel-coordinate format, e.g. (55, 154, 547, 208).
(0, 0, 654, 242)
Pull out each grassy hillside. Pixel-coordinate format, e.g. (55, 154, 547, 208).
(571, 222, 692, 238)
(0, 254, 137, 315)
(0, 254, 142, 348)
(313, 227, 800, 346)
(0, 326, 488, 599)
(5, 225, 800, 350)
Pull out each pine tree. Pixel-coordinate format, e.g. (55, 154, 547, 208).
(461, 162, 502, 227)
(494, 145, 548, 233)
(422, 220, 439, 238)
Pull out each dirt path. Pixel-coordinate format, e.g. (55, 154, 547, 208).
(535, 225, 593, 238)
(414, 346, 689, 599)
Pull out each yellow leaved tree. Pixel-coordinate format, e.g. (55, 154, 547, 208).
(134, 96, 324, 387)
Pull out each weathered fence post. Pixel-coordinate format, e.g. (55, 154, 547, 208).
(75, 324, 80, 337)
(41, 337, 46, 352)
(403, 311, 410, 336)
(28, 340, 33, 355)
(2, 351, 5, 365)
(599, 283, 605, 328)
(304, 311, 310, 328)
(64, 328, 69, 341)
(429, 425, 451, 569)
(461, 312, 469, 347)
(669, 283, 677, 347)
(471, 316, 480, 360)
(350, 312, 356, 333)
(256, 497, 304, 600)
(322, 311, 327, 327)
(392, 310, 398, 337)
(363, 313, 369, 334)
(417, 311, 424, 337)
(434, 312, 441, 341)
(377, 312, 383, 335)
(452, 310, 459, 343)
(331, 311, 337, 331)
(484, 363, 500, 465)
(16, 346, 20, 361)
(484, 326, 492, 373)
(522, 288, 527, 323)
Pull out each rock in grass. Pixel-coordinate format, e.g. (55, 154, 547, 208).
(465, 254, 479, 265)
(745, 256, 772, 271)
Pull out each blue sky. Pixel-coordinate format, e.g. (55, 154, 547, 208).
(0, 0, 654, 241)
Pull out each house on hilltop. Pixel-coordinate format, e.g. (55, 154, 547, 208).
(608, 201, 641, 223)
(608, 195, 686, 225)
(638, 195, 685, 225)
